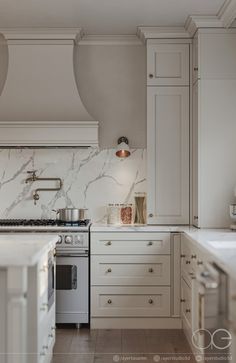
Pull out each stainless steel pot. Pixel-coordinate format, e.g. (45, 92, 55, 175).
(52, 208, 88, 222)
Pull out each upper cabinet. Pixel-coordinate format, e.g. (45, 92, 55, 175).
(147, 42, 189, 86)
(192, 30, 236, 84)
(146, 40, 190, 225)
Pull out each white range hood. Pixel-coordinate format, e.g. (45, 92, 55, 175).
(0, 28, 98, 147)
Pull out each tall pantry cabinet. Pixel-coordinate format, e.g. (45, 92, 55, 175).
(146, 40, 190, 225)
(192, 29, 236, 228)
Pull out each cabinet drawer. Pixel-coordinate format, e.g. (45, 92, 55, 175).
(147, 42, 189, 86)
(91, 232, 170, 255)
(91, 286, 170, 317)
(91, 255, 170, 286)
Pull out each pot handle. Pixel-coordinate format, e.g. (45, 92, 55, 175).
(52, 209, 59, 214)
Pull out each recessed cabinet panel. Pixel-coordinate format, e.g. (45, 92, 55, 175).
(147, 87, 189, 224)
(91, 255, 170, 286)
(91, 286, 170, 317)
(147, 43, 189, 86)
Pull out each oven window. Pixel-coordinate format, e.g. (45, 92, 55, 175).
(56, 265, 77, 290)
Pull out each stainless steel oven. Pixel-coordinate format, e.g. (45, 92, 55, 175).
(55, 233, 89, 326)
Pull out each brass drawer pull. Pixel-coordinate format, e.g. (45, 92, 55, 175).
(186, 309, 191, 313)
(106, 241, 112, 246)
(148, 213, 153, 217)
(180, 254, 186, 258)
(147, 241, 153, 246)
(148, 299, 154, 304)
(180, 299, 186, 303)
(107, 299, 112, 304)
(148, 268, 154, 273)
(186, 260, 191, 264)
(107, 268, 112, 273)
(194, 67, 198, 71)
(191, 255, 197, 259)
(149, 74, 154, 79)
(197, 261, 203, 265)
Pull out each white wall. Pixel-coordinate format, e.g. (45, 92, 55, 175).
(74, 44, 146, 148)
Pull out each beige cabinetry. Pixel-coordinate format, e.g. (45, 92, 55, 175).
(147, 42, 189, 86)
(146, 40, 190, 225)
(27, 251, 56, 363)
(91, 231, 181, 329)
(0, 248, 55, 363)
(192, 29, 236, 228)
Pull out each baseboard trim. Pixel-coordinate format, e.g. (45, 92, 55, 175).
(91, 317, 182, 329)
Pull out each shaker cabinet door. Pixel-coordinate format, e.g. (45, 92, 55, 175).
(147, 43, 189, 86)
(147, 86, 189, 224)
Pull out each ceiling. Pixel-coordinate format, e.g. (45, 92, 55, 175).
(0, 0, 226, 34)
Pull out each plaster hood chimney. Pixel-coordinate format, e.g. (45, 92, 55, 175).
(0, 28, 98, 146)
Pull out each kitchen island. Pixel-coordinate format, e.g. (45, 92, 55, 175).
(0, 234, 58, 363)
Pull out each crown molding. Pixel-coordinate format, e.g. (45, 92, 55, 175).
(185, 15, 223, 37)
(137, 26, 190, 43)
(78, 34, 142, 46)
(218, 0, 236, 27)
(0, 28, 84, 43)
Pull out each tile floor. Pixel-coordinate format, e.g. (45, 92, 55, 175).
(53, 325, 196, 363)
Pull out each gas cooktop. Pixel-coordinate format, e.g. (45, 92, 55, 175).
(0, 219, 91, 231)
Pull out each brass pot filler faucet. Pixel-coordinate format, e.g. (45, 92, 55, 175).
(25, 170, 63, 205)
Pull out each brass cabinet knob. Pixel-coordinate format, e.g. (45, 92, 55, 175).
(186, 260, 191, 264)
(148, 213, 153, 218)
(186, 309, 191, 313)
(107, 268, 112, 273)
(194, 67, 198, 71)
(148, 299, 153, 304)
(180, 299, 186, 303)
(107, 299, 112, 304)
(149, 74, 154, 79)
(148, 241, 153, 246)
(148, 268, 154, 273)
(180, 254, 186, 258)
(106, 241, 112, 246)
(191, 254, 197, 259)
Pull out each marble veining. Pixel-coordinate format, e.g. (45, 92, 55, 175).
(0, 148, 146, 222)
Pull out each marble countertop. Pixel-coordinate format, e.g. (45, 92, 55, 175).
(0, 234, 58, 267)
(183, 229, 236, 278)
(90, 223, 189, 232)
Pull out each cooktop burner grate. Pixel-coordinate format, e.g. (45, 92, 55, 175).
(0, 219, 90, 227)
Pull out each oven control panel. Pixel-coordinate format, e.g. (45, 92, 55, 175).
(56, 233, 89, 248)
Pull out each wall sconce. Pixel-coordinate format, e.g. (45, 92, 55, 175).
(116, 136, 130, 158)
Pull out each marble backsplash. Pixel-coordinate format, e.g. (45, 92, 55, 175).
(0, 148, 146, 222)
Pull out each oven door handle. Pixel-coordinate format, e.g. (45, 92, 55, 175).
(56, 253, 88, 257)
